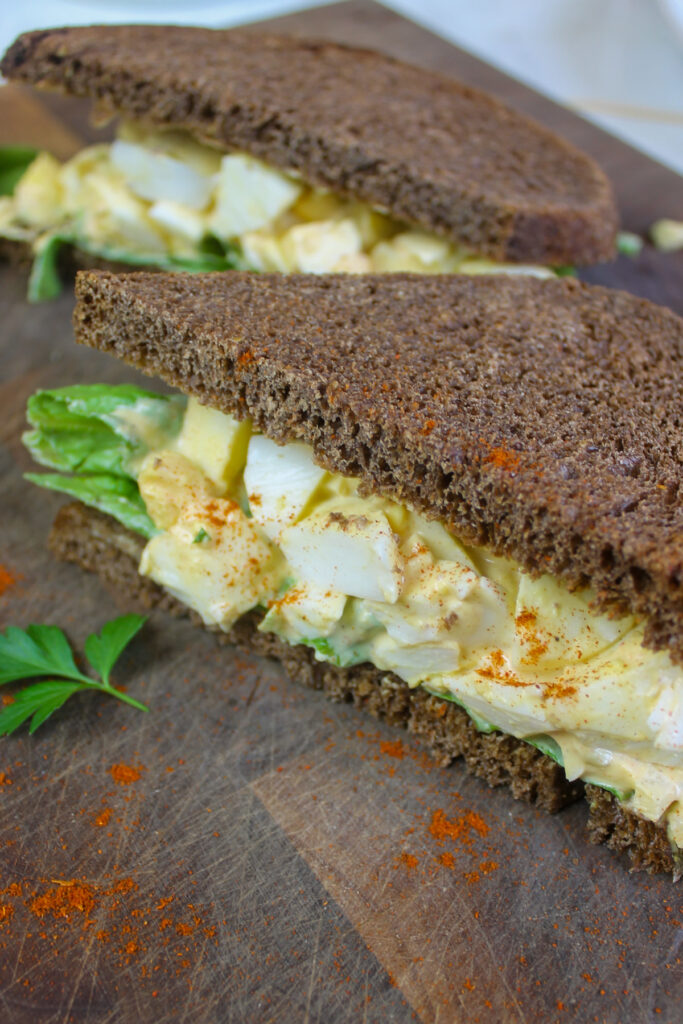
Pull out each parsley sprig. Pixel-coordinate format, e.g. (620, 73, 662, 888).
(0, 615, 148, 734)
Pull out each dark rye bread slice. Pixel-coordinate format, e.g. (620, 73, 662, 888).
(1, 25, 616, 265)
(48, 501, 677, 876)
(73, 270, 683, 662)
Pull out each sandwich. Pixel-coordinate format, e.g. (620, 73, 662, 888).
(0, 25, 617, 300)
(22, 268, 682, 877)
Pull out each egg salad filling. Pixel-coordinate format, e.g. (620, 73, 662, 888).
(0, 123, 557, 300)
(23, 387, 683, 851)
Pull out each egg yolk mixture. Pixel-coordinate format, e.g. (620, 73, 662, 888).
(0, 121, 555, 299)
(122, 398, 682, 850)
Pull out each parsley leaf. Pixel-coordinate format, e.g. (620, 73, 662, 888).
(0, 624, 84, 684)
(0, 615, 148, 735)
(0, 682, 84, 735)
(84, 614, 146, 686)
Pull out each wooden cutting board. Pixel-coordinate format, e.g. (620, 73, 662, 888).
(0, 3, 681, 1022)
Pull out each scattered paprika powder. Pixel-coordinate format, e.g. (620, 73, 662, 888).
(0, 565, 19, 596)
(108, 762, 144, 785)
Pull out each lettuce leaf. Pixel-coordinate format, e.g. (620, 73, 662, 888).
(24, 471, 157, 538)
(26, 229, 248, 302)
(25, 229, 247, 302)
(526, 733, 563, 765)
(23, 384, 186, 537)
(75, 234, 247, 273)
(0, 145, 39, 196)
(24, 384, 185, 477)
(27, 233, 73, 302)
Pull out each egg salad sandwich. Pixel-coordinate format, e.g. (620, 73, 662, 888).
(22, 269, 682, 876)
(0, 25, 617, 300)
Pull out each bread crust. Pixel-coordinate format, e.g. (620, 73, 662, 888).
(48, 501, 678, 875)
(1, 25, 617, 265)
(73, 270, 683, 663)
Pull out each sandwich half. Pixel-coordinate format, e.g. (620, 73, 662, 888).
(23, 270, 682, 876)
(0, 25, 617, 299)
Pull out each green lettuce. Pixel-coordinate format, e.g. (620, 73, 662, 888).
(27, 233, 66, 303)
(24, 472, 157, 539)
(584, 778, 633, 803)
(75, 232, 246, 273)
(526, 733, 563, 764)
(24, 384, 185, 537)
(27, 229, 247, 302)
(25, 384, 185, 476)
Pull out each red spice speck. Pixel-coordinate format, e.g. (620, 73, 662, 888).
(111, 878, 137, 895)
(30, 880, 96, 920)
(93, 807, 112, 827)
(483, 445, 521, 471)
(429, 808, 490, 843)
(108, 763, 144, 785)
(397, 852, 419, 871)
(379, 739, 406, 760)
(0, 565, 19, 596)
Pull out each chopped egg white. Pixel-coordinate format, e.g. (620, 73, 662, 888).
(279, 218, 363, 273)
(279, 497, 404, 604)
(209, 153, 302, 238)
(110, 139, 215, 210)
(244, 435, 327, 540)
(147, 200, 206, 245)
(267, 581, 347, 641)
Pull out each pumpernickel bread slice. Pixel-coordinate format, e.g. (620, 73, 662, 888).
(73, 269, 683, 662)
(1, 25, 617, 265)
(48, 500, 677, 875)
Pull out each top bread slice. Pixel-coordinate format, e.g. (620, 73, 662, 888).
(2, 25, 617, 266)
(73, 269, 683, 662)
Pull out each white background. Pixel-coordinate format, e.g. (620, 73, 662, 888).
(1, 0, 682, 174)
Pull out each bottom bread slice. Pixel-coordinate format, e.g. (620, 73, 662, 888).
(49, 501, 678, 876)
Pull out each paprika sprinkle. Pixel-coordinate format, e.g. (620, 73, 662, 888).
(108, 762, 144, 785)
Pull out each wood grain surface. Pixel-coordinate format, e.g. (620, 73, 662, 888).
(0, 3, 682, 1022)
